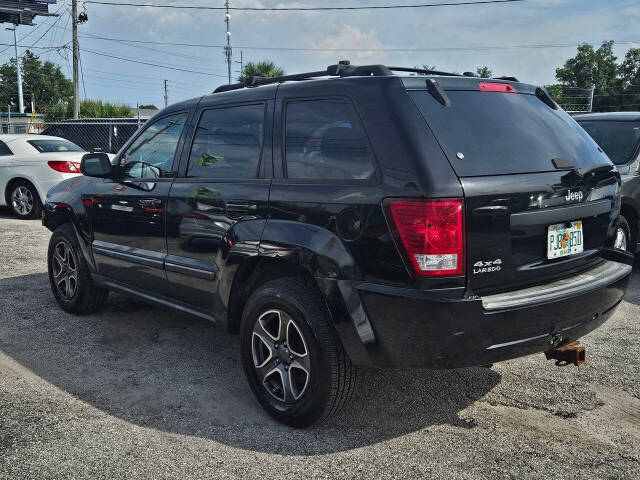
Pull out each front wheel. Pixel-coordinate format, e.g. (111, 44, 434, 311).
(48, 223, 109, 314)
(240, 277, 357, 428)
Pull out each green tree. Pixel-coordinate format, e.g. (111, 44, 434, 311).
(0, 50, 73, 112)
(476, 66, 492, 78)
(43, 100, 133, 122)
(238, 60, 284, 83)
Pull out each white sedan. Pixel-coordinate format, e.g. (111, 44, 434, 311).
(0, 135, 86, 219)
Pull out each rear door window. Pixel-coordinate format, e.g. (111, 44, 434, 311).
(410, 90, 608, 176)
(577, 121, 640, 165)
(187, 104, 265, 179)
(284, 98, 375, 181)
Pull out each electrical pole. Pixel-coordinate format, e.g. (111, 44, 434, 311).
(5, 26, 24, 114)
(224, 1, 232, 85)
(164, 80, 168, 107)
(72, 0, 80, 119)
(588, 85, 595, 113)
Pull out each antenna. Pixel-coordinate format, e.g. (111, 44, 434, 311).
(223, 1, 232, 85)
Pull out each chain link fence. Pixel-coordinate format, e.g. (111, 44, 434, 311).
(1, 118, 147, 154)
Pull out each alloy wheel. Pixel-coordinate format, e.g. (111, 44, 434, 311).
(51, 241, 79, 300)
(251, 309, 311, 404)
(615, 227, 628, 251)
(11, 186, 34, 216)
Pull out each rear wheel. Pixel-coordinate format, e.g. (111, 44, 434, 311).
(8, 180, 42, 219)
(615, 215, 632, 252)
(48, 223, 109, 314)
(240, 277, 357, 427)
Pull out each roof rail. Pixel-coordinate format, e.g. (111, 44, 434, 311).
(387, 66, 462, 77)
(212, 62, 394, 93)
(212, 62, 520, 94)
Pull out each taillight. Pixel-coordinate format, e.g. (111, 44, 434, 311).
(48, 161, 81, 173)
(385, 198, 465, 277)
(478, 82, 516, 93)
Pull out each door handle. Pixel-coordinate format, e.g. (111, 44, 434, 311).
(226, 202, 258, 212)
(139, 198, 162, 207)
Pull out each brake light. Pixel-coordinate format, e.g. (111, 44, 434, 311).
(385, 198, 465, 277)
(48, 161, 81, 173)
(478, 82, 516, 93)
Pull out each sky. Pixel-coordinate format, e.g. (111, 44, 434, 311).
(0, 0, 638, 110)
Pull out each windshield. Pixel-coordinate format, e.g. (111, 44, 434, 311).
(28, 139, 84, 153)
(577, 121, 640, 165)
(410, 90, 609, 176)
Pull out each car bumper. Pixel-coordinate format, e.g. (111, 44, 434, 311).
(335, 259, 632, 369)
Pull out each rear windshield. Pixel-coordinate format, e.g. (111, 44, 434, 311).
(577, 120, 640, 165)
(410, 90, 607, 176)
(28, 139, 84, 153)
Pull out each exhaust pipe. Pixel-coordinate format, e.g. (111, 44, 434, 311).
(545, 341, 586, 367)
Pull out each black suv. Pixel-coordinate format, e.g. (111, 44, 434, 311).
(43, 64, 634, 427)
(574, 112, 640, 255)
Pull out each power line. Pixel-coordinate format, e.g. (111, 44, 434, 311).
(80, 47, 228, 77)
(57, 30, 640, 53)
(84, 0, 523, 11)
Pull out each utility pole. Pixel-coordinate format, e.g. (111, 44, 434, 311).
(5, 26, 24, 114)
(224, 1, 232, 85)
(164, 80, 168, 107)
(72, 0, 80, 119)
(588, 85, 595, 113)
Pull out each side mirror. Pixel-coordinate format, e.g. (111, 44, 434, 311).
(81, 153, 112, 178)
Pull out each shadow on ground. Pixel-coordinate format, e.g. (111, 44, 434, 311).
(0, 273, 501, 455)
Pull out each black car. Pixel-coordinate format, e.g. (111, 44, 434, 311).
(575, 112, 640, 254)
(43, 63, 634, 427)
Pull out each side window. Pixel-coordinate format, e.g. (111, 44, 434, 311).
(285, 98, 375, 181)
(0, 140, 12, 156)
(187, 104, 265, 179)
(120, 112, 188, 179)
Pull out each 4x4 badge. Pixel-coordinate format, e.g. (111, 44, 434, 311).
(473, 258, 502, 275)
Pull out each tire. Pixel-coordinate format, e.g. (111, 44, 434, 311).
(48, 223, 109, 314)
(8, 179, 42, 219)
(240, 277, 357, 428)
(615, 215, 633, 253)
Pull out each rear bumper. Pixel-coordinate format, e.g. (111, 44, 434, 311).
(336, 260, 632, 369)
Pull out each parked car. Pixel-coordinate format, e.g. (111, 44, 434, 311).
(42, 63, 634, 427)
(0, 134, 85, 219)
(574, 112, 640, 254)
(41, 118, 145, 154)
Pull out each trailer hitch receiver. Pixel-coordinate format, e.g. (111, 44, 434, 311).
(545, 341, 586, 367)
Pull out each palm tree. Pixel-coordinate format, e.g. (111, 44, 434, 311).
(238, 60, 285, 83)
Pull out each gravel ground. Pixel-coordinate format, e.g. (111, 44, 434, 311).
(0, 210, 638, 479)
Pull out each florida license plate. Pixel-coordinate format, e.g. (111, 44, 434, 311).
(547, 221, 584, 259)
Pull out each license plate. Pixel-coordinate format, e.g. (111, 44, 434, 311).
(547, 221, 583, 259)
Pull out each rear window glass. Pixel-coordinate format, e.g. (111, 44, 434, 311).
(28, 139, 84, 153)
(577, 121, 640, 165)
(410, 90, 608, 176)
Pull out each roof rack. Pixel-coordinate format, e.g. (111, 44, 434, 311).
(212, 61, 511, 94)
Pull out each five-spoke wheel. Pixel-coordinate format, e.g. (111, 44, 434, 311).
(241, 277, 357, 427)
(51, 241, 79, 300)
(252, 309, 311, 404)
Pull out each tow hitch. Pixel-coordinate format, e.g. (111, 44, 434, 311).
(545, 341, 586, 367)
